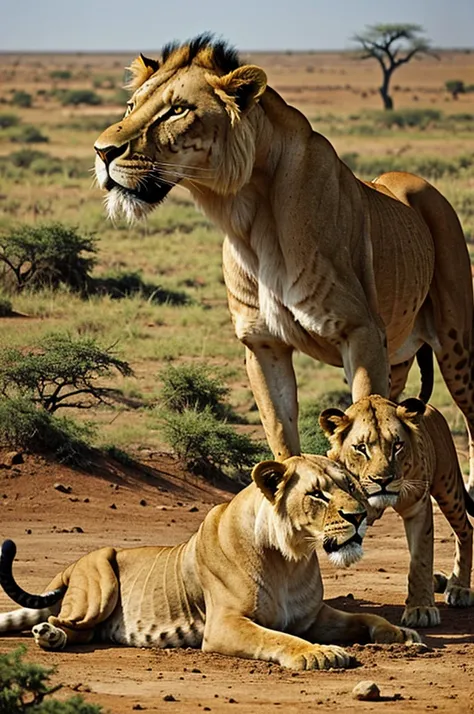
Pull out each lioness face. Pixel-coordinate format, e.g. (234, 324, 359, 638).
(319, 396, 425, 511)
(253, 455, 369, 567)
(94, 42, 266, 222)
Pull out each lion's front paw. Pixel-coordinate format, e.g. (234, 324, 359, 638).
(32, 622, 67, 650)
(372, 622, 422, 645)
(445, 583, 474, 607)
(284, 644, 353, 671)
(401, 606, 440, 628)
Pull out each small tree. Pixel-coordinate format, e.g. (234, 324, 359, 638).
(0, 646, 102, 713)
(0, 332, 133, 412)
(0, 222, 97, 292)
(351, 24, 438, 110)
(446, 79, 465, 100)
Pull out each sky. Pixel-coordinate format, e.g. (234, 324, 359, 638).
(1, 0, 473, 53)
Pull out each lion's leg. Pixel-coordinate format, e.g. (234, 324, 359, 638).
(55, 547, 119, 630)
(389, 359, 414, 402)
(397, 495, 440, 627)
(342, 323, 390, 401)
(304, 603, 420, 646)
(244, 342, 300, 460)
(431, 471, 474, 607)
(433, 336, 474, 498)
(202, 610, 352, 671)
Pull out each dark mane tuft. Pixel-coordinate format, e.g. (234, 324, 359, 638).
(161, 33, 241, 73)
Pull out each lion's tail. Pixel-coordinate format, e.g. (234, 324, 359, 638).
(0, 539, 66, 610)
(0, 605, 56, 633)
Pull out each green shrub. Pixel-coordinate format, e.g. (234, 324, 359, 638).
(60, 89, 102, 106)
(0, 222, 97, 292)
(0, 296, 13, 316)
(8, 148, 50, 168)
(10, 125, 49, 143)
(0, 397, 95, 465)
(0, 332, 133, 412)
(50, 69, 72, 80)
(299, 390, 352, 455)
(11, 90, 32, 108)
(0, 113, 20, 129)
(0, 646, 102, 712)
(370, 108, 442, 129)
(159, 362, 238, 420)
(445, 79, 465, 99)
(160, 405, 266, 481)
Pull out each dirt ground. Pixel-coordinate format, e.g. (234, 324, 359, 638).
(0, 450, 473, 714)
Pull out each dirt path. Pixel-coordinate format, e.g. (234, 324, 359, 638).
(0, 452, 473, 713)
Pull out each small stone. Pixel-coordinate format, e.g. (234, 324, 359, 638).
(110, 503, 117, 509)
(189, 506, 199, 512)
(54, 483, 72, 494)
(139, 499, 147, 506)
(163, 694, 177, 701)
(132, 705, 145, 710)
(70, 526, 84, 533)
(352, 681, 380, 701)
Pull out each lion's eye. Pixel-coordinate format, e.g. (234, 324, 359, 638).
(393, 441, 404, 455)
(308, 489, 330, 503)
(167, 105, 190, 120)
(354, 443, 369, 457)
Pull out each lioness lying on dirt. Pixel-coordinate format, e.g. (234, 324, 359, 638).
(0, 455, 420, 670)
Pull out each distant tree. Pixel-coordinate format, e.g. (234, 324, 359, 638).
(351, 24, 438, 110)
(445, 79, 465, 100)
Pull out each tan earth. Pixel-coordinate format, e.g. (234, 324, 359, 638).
(0, 449, 473, 713)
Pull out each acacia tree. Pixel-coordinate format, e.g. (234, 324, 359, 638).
(351, 23, 438, 110)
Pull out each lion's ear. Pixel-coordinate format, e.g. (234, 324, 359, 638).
(252, 460, 288, 503)
(397, 397, 426, 426)
(126, 54, 160, 91)
(319, 408, 350, 437)
(207, 65, 267, 124)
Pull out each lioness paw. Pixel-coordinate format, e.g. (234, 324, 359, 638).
(401, 605, 440, 628)
(445, 583, 474, 608)
(32, 622, 67, 650)
(372, 622, 422, 644)
(285, 644, 353, 670)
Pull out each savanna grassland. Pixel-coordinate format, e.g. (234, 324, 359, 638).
(2, 47, 474, 714)
(1, 47, 474, 462)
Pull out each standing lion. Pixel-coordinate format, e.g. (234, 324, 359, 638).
(94, 34, 474, 494)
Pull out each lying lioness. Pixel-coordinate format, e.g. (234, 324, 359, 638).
(0, 455, 419, 670)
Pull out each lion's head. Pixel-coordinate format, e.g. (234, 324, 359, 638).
(94, 34, 267, 222)
(319, 395, 426, 510)
(251, 454, 369, 567)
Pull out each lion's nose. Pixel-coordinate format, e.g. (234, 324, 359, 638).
(338, 510, 367, 528)
(94, 143, 128, 166)
(368, 474, 393, 490)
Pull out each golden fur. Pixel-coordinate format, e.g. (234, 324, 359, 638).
(0, 455, 420, 669)
(94, 35, 474, 496)
(320, 395, 474, 627)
